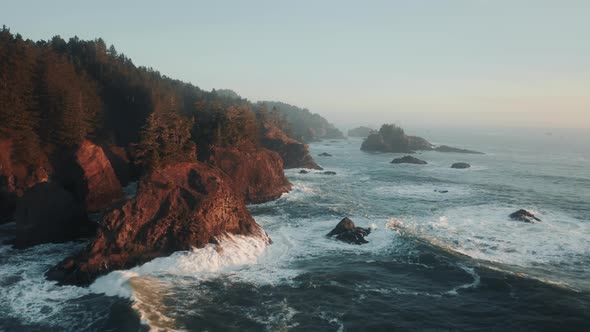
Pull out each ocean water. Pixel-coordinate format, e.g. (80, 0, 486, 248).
(1, 127, 589, 331)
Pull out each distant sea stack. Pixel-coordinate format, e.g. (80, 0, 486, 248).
(348, 126, 374, 138)
(361, 124, 484, 154)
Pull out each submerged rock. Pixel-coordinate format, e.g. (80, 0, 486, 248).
(323, 171, 337, 175)
(299, 170, 309, 174)
(327, 217, 371, 245)
(509, 209, 542, 223)
(318, 152, 333, 157)
(434, 189, 449, 193)
(451, 162, 471, 169)
(46, 162, 270, 286)
(391, 156, 427, 165)
(435, 145, 484, 154)
(14, 182, 95, 249)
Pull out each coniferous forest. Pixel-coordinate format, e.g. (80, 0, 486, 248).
(0, 27, 282, 169)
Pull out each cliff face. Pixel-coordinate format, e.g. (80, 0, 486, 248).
(209, 146, 292, 204)
(74, 140, 124, 212)
(261, 126, 323, 170)
(46, 162, 270, 286)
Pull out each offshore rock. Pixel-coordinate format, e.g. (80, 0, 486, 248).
(327, 217, 371, 245)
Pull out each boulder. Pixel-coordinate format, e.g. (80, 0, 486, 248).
(509, 209, 542, 223)
(46, 162, 270, 286)
(14, 182, 94, 248)
(451, 162, 471, 169)
(326, 217, 371, 245)
(318, 152, 333, 157)
(391, 156, 427, 165)
(74, 140, 124, 212)
(261, 125, 323, 170)
(209, 146, 292, 204)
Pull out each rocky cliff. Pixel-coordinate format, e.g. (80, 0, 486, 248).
(209, 145, 292, 203)
(261, 126, 323, 170)
(46, 162, 270, 286)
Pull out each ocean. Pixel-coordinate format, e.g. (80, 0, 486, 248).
(1, 127, 589, 331)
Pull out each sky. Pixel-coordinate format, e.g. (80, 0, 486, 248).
(2, 0, 590, 129)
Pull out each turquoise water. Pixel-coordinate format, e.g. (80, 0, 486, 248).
(1, 127, 589, 331)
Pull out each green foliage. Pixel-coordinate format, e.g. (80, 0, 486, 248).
(135, 111, 195, 169)
(378, 124, 410, 152)
(1, 27, 335, 172)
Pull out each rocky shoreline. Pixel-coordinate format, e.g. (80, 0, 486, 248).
(1, 125, 313, 286)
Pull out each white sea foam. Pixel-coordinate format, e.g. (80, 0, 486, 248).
(0, 241, 92, 329)
(387, 206, 590, 290)
(89, 232, 271, 331)
(373, 183, 474, 200)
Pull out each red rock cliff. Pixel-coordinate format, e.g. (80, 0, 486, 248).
(46, 162, 269, 286)
(74, 140, 124, 212)
(209, 146, 292, 203)
(260, 126, 322, 170)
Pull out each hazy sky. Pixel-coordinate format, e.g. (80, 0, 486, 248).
(3, 0, 590, 128)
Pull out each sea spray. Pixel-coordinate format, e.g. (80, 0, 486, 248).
(89, 233, 270, 331)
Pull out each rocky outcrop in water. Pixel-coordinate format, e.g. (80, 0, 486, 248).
(261, 125, 323, 170)
(318, 152, 332, 157)
(509, 209, 542, 223)
(209, 146, 292, 203)
(360, 124, 484, 155)
(46, 162, 270, 286)
(391, 156, 428, 165)
(435, 146, 484, 154)
(327, 217, 371, 245)
(323, 171, 337, 175)
(14, 182, 95, 248)
(451, 162, 471, 169)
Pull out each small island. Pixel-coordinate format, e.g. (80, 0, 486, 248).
(361, 124, 484, 154)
